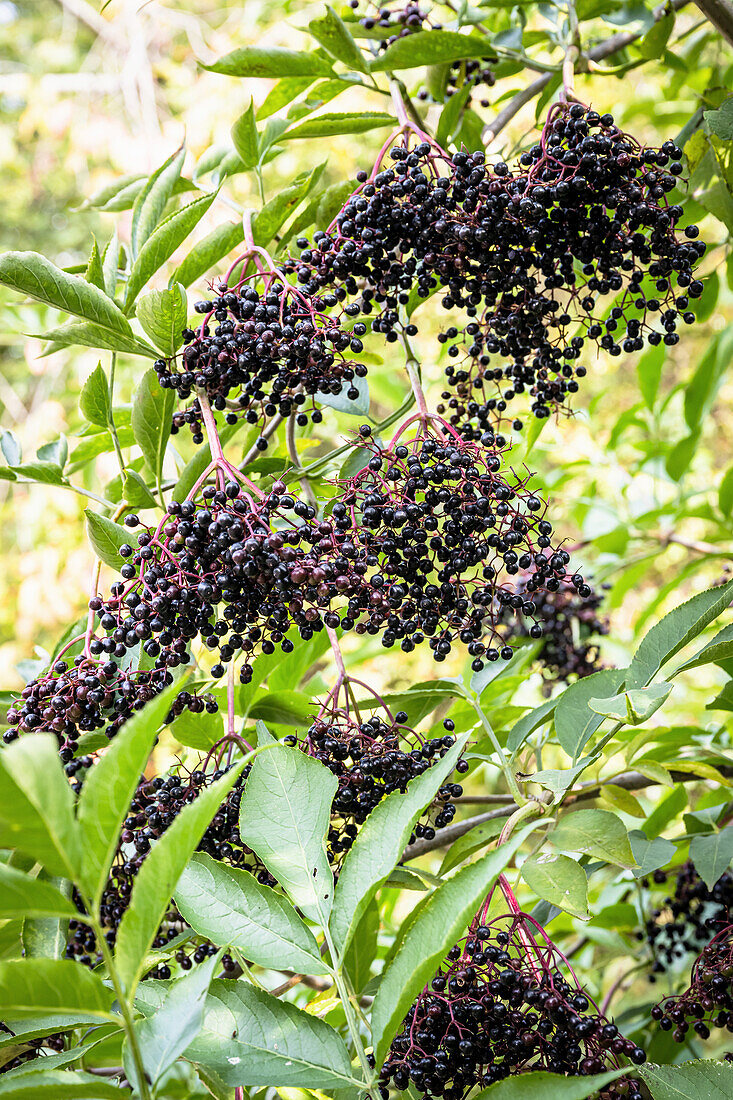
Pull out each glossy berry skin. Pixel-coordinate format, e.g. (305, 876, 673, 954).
(653, 921, 733, 1045)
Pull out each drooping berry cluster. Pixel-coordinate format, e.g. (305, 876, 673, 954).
(382, 897, 646, 1096)
(164, 276, 367, 448)
(651, 923, 733, 1044)
(350, 0, 436, 49)
(288, 688, 466, 864)
(417, 58, 497, 108)
(290, 104, 702, 433)
(338, 423, 584, 668)
(645, 862, 733, 980)
(498, 574, 608, 686)
(0, 1026, 65, 1075)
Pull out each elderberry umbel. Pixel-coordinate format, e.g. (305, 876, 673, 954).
(498, 574, 608, 687)
(163, 274, 367, 448)
(651, 923, 733, 1044)
(287, 683, 466, 864)
(382, 897, 646, 1097)
(350, 0, 436, 50)
(645, 862, 733, 980)
(290, 105, 702, 433)
(90, 482, 351, 686)
(337, 423, 586, 668)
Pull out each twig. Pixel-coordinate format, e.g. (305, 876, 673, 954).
(693, 0, 733, 43)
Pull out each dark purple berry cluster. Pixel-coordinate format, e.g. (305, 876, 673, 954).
(338, 424, 583, 668)
(163, 278, 367, 448)
(0, 1026, 65, 1075)
(382, 902, 646, 1097)
(652, 923, 733, 1044)
(349, 0, 436, 50)
(645, 862, 733, 980)
(498, 574, 608, 687)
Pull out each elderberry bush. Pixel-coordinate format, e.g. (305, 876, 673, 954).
(165, 275, 367, 449)
(382, 899, 646, 1097)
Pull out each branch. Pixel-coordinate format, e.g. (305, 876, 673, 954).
(402, 762, 733, 862)
(482, 0, 691, 144)
(694, 0, 733, 42)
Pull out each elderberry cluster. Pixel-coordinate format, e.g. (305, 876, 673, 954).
(382, 908, 645, 1097)
(418, 58, 497, 109)
(338, 425, 584, 667)
(350, 0, 436, 49)
(651, 923, 733, 1045)
(90, 483, 350, 686)
(290, 103, 702, 434)
(163, 278, 367, 448)
(0, 1027, 65, 1075)
(645, 862, 733, 980)
(288, 706, 465, 863)
(498, 575, 608, 686)
(2, 658, 177, 763)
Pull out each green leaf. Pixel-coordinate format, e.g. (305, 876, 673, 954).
(136, 284, 188, 356)
(123, 470, 158, 509)
(643, 784, 687, 839)
(0, 1069, 122, 1098)
(308, 9, 367, 72)
(637, 341, 666, 410)
(114, 759, 249, 996)
(521, 853, 589, 920)
(639, 1058, 733, 1099)
(665, 428, 700, 481)
(370, 30, 494, 71)
(0, 864, 77, 920)
(673, 624, 733, 675)
(439, 817, 504, 875)
(626, 580, 733, 690)
(343, 896, 379, 994)
(0, 735, 82, 881)
(175, 852, 330, 975)
(128, 952, 219, 1093)
(588, 681, 673, 725)
(555, 669, 626, 759)
(719, 464, 733, 517)
(684, 325, 733, 430)
(183, 980, 354, 1089)
(0, 252, 132, 338)
(283, 111, 394, 139)
(551, 808, 635, 868)
(705, 96, 733, 141)
(258, 77, 315, 119)
(76, 684, 179, 903)
(638, 11, 674, 58)
(171, 220, 244, 289)
(131, 146, 186, 259)
(7, 462, 65, 486)
(101, 231, 119, 297)
(202, 47, 334, 78)
(231, 101, 259, 169)
(507, 697, 556, 754)
(85, 509, 129, 569)
(0, 431, 21, 466)
(629, 831, 676, 878)
(436, 81, 472, 147)
(319, 374, 369, 416)
(370, 825, 534, 1066)
(84, 237, 105, 290)
(37, 320, 157, 359)
(239, 725, 336, 924)
(124, 191, 217, 309)
(252, 166, 324, 246)
(0, 959, 115, 1021)
(689, 826, 733, 890)
(170, 706, 222, 750)
(329, 734, 468, 954)
(131, 368, 175, 487)
(247, 689, 314, 726)
(79, 363, 111, 428)
(472, 1068, 628, 1100)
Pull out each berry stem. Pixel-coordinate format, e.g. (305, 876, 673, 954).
(197, 390, 266, 499)
(390, 78, 411, 129)
(404, 359, 430, 421)
(243, 208, 255, 251)
(326, 625, 347, 683)
(497, 872, 545, 982)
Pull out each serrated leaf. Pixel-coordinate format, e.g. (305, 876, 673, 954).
(0, 431, 21, 466)
(0, 1069, 121, 1098)
(123, 470, 158, 509)
(0, 252, 132, 337)
(551, 809, 635, 868)
(85, 509, 129, 569)
(136, 284, 188, 356)
(639, 1058, 733, 1099)
(175, 852, 330, 975)
(84, 237, 105, 290)
(555, 668, 626, 759)
(202, 47, 334, 78)
(370, 30, 495, 71)
(36, 320, 157, 358)
(319, 375, 369, 416)
(0, 864, 78, 920)
(79, 363, 111, 427)
(588, 681, 673, 725)
(283, 111, 393, 139)
(308, 9, 367, 71)
(131, 369, 175, 487)
(705, 96, 733, 141)
(629, 831, 676, 878)
(689, 826, 733, 890)
(0, 959, 115, 1021)
(124, 191, 217, 309)
(472, 1068, 628, 1100)
(183, 980, 354, 1089)
(171, 220, 244, 288)
(231, 101, 259, 169)
(522, 853, 589, 920)
(131, 145, 186, 259)
(239, 725, 336, 924)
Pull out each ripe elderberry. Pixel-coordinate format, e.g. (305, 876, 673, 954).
(645, 861, 733, 980)
(338, 423, 585, 667)
(382, 895, 645, 1097)
(652, 922, 733, 1045)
